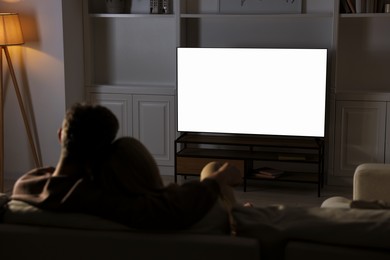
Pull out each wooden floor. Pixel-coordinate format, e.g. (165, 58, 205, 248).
(166, 175, 353, 208)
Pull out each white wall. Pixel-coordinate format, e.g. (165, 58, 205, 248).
(0, 0, 83, 181)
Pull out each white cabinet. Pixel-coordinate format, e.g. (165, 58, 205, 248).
(329, 6, 390, 183)
(133, 95, 175, 167)
(89, 92, 175, 173)
(89, 93, 133, 138)
(333, 100, 387, 179)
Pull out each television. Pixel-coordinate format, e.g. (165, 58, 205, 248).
(177, 47, 328, 138)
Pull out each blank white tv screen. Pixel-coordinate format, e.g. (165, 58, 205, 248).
(177, 48, 327, 138)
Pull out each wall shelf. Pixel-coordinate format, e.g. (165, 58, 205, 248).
(90, 13, 175, 18)
(340, 13, 390, 18)
(180, 13, 333, 18)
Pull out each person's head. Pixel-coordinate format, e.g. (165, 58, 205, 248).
(59, 103, 119, 164)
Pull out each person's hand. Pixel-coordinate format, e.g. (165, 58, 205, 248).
(201, 162, 242, 206)
(214, 162, 242, 187)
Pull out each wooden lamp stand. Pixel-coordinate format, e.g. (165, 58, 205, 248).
(0, 13, 41, 192)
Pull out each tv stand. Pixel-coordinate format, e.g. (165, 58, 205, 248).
(174, 133, 325, 196)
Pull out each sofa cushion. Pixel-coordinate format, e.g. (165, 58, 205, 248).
(1, 199, 261, 260)
(285, 241, 390, 260)
(4, 198, 231, 234)
(232, 205, 390, 251)
(354, 163, 390, 202)
(281, 207, 390, 250)
(3, 199, 132, 231)
(351, 199, 390, 209)
(321, 196, 352, 208)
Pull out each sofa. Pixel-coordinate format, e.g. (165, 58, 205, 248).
(293, 163, 390, 259)
(0, 197, 260, 260)
(1, 163, 390, 260)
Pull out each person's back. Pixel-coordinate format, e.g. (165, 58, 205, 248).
(95, 137, 231, 231)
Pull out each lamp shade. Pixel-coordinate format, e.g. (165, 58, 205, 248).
(0, 13, 24, 46)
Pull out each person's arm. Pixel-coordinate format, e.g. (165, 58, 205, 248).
(95, 178, 222, 231)
(200, 161, 242, 206)
(201, 161, 241, 187)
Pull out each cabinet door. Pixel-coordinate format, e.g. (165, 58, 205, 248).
(386, 103, 390, 163)
(132, 95, 175, 167)
(334, 101, 386, 177)
(88, 93, 133, 138)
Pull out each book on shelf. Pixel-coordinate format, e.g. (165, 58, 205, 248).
(347, 0, 357, 13)
(341, 0, 388, 14)
(341, 0, 353, 13)
(253, 167, 284, 179)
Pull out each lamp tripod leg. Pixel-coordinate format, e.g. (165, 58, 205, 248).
(3, 46, 41, 168)
(0, 48, 3, 192)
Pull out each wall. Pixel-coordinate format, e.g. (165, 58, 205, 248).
(0, 0, 83, 181)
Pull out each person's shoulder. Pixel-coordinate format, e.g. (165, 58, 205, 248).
(22, 166, 55, 179)
(27, 166, 55, 175)
(111, 136, 142, 147)
(11, 166, 56, 199)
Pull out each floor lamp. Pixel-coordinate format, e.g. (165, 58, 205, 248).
(0, 13, 41, 192)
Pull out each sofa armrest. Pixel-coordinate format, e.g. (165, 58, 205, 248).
(353, 163, 390, 202)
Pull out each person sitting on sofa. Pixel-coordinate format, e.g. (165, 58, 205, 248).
(11, 103, 242, 234)
(11, 102, 119, 210)
(10, 103, 390, 260)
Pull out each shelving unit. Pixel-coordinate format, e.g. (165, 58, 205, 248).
(82, 0, 390, 186)
(331, 2, 390, 184)
(175, 133, 325, 196)
(176, 1, 334, 49)
(83, 0, 177, 175)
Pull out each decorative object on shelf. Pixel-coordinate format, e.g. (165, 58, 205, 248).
(386, 3, 390, 13)
(220, 0, 302, 14)
(105, 0, 126, 14)
(150, 0, 170, 14)
(0, 13, 41, 191)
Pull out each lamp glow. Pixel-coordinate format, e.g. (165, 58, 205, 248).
(0, 13, 24, 46)
(0, 13, 41, 192)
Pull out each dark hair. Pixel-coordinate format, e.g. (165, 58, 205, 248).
(62, 103, 119, 162)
